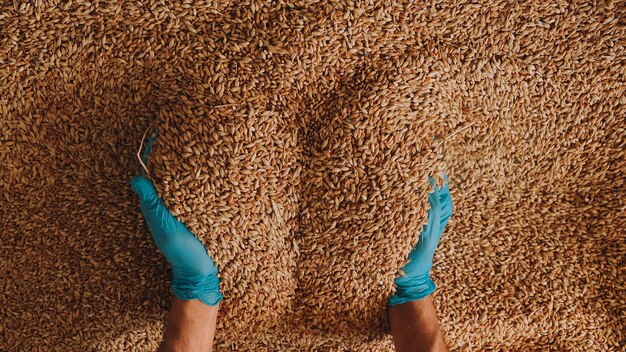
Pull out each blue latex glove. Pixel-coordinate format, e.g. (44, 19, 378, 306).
(131, 133, 222, 306)
(389, 176, 453, 305)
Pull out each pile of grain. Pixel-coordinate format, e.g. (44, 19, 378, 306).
(148, 64, 443, 340)
(1, 1, 624, 351)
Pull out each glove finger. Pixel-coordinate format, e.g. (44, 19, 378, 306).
(428, 203, 444, 246)
(141, 133, 158, 166)
(420, 194, 442, 248)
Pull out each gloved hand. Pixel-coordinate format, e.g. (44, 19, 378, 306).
(389, 176, 453, 305)
(131, 132, 222, 306)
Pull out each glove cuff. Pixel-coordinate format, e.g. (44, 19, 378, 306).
(388, 275, 436, 305)
(172, 273, 223, 306)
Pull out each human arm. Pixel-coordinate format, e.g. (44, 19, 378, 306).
(389, 296, 447, 352)
(160, 298, 219, 352)
(131, 175, 222, 351)
(388, 177, 453, 352)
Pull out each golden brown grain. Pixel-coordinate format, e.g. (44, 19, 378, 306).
(1, 0, 625, 351)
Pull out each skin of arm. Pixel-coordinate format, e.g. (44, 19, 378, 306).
(160, 298, 219, 352)
(388, 296, 448, 352)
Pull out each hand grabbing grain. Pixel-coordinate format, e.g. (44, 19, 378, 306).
(389, 175, 453, 305)
(131, 175, 223, 306)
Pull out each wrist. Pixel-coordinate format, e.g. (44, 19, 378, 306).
(389, 273, 436, 305)
(172, 272, 223, 306)
(161, 298, 219, 352)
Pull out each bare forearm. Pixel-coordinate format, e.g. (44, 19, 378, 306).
(160, 298, 219, 352)
(388, 295, 447, 352)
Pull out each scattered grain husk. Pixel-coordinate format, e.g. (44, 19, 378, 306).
(1, 0, 624, 351)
